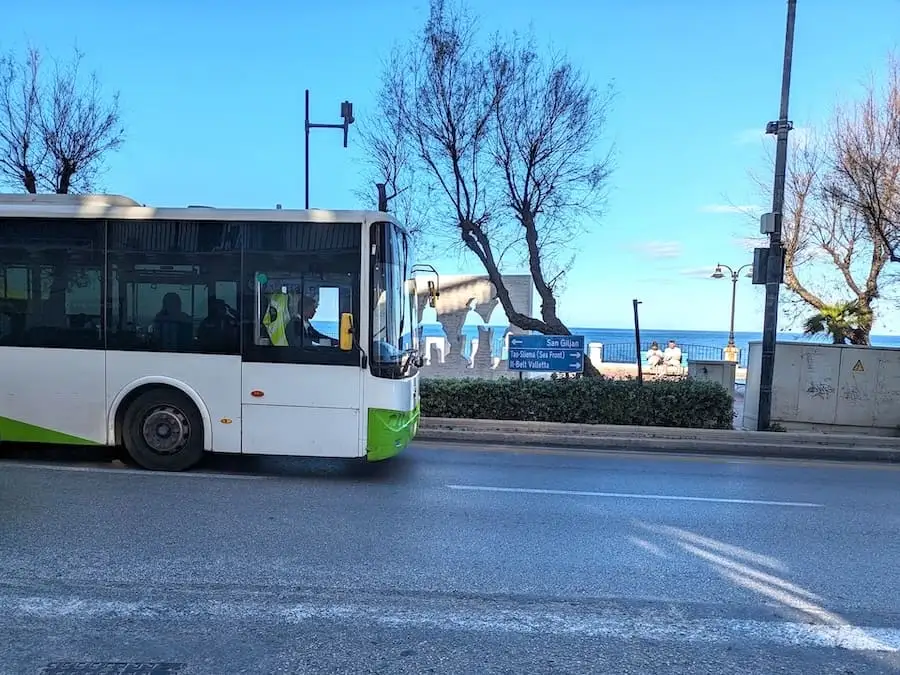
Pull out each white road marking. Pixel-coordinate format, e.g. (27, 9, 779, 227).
(1, 593, 897, 652)
(446, 484, 824, 507)
(0, 461, 261, 480)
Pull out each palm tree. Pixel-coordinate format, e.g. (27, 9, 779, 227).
(802, 300, 874, 345)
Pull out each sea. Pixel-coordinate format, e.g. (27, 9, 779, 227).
(314, 320, 900, 368)
(427, 326, 900, 368)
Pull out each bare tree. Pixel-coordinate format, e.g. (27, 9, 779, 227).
(356, 53, 434, 243)
(742, 55, 900, 343)
(362, 0, 613, 353)
(0, 47, 124, 194)
(774, 130, 889, 344)
(490, 34, 613, 334)
(825, 54, 900, 262)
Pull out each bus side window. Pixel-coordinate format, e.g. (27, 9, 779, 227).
(241, 221, 361, 367)
(0, 222, 105, 350)
(196, 297, 239, 352)
(253, 280, 349, 350)
(107, 220, 242, 355)
(308, 287, 341, 342)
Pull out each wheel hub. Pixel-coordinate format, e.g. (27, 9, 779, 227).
(141, 405, 190, 455)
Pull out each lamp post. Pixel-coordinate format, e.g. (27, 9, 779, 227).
(712, 263, 753, 362)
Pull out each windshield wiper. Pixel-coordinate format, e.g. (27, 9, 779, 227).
(399, 347, 423, 375)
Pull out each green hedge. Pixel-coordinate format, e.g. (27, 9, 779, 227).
(421, 377, 735, 429)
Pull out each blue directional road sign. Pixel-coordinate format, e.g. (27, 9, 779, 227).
(507, 334, 585, 373)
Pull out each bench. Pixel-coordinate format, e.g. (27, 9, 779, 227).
(640, 350, 688, 376)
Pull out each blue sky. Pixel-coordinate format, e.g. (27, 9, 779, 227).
(4, 0, 900, 333)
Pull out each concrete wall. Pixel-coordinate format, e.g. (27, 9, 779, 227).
(744, 340, 900, 435)
(414, 274, 535, 380)
(688, 360, 736, 393)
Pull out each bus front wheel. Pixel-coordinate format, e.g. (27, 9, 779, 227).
(122, 388, 204, 472)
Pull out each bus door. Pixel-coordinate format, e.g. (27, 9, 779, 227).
(240, 272, 363, 458)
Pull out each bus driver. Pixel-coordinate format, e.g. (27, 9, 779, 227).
(289, 292, 333, 347)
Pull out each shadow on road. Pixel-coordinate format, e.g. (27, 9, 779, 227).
(0, 442, 120, 465)
(201, 451, 418, 483)
(632, 520, 900, 663)
(0, 442, 418, 484)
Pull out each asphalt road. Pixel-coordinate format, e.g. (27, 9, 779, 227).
(1, 442, 899, 674)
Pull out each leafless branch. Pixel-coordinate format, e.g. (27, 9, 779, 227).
(823, 54, 900, 264)
(0, 46, 124, 194)
(489, 31, 614, 330)
(360, 0, 614, 361)
(743, 56, 900, 343)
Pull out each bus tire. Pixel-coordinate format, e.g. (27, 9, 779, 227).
(122, 387, 205, 472)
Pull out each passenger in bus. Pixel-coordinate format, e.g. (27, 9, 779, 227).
(197, 298, 239, 352)
(152, 292, 194, 350)
(288, 293, 333, 347)
(0, 301, 25, 344)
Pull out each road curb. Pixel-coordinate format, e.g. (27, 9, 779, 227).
(417, 418, 900, 463)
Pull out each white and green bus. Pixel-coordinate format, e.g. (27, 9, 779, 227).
(0, 193, 433, 471)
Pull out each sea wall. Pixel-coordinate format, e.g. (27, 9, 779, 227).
(415, 274, 535, 380)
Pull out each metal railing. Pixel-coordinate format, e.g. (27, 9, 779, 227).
(597, 342, 745, 367)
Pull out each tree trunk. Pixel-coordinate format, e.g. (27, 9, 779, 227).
(850, 299, 874, 345)
(23, 169, 37, 194)
(57, 162, 74, 194)
(459, 219, 601, 376)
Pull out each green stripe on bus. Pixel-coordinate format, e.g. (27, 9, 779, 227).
(366, 405, 420, 461)
(0, 416, 101, 446)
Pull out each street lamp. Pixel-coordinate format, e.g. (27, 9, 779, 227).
(712, 263, 753, 362)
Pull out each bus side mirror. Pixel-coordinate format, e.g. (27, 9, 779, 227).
(339, 313, 354, 351)
(427, 280, 440, 308)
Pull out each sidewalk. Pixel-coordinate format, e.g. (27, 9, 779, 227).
(595, 363, 749, 382)
(416, 416, 900, 463)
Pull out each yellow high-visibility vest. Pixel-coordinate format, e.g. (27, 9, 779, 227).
(262, 292, 290, 346)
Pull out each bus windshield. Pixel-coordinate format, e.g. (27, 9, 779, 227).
(370, 221, 419, 379)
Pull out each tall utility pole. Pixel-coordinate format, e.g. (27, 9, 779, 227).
(304, 89, 355, 209)
(755, 0, 797, 431)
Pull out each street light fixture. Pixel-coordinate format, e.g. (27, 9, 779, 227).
(712, 263, 753, 361)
